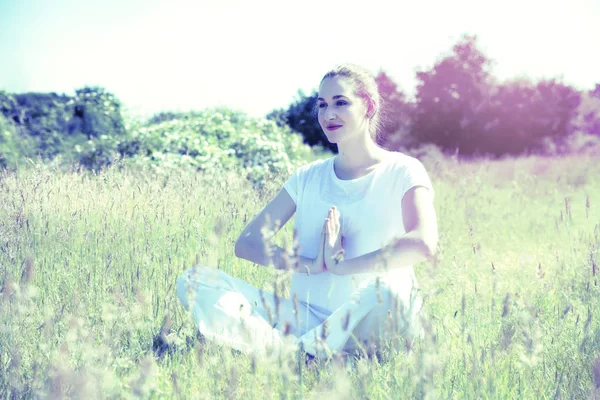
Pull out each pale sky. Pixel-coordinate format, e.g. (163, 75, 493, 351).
(1, 0, 599, 118)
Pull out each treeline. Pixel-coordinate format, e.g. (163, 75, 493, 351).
(0, 88, 311, 186)
(269, 36, 600, 157)
(0, 87, 126, 167)
(1, 35, 599, 172)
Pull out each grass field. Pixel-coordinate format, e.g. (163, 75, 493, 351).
(1, 153, 599, 399)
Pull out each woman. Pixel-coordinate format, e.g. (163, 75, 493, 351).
(176, 64, 438, 358)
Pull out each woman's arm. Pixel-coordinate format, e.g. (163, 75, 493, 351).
(234, 188, 326, 274)
(329, 186, 438, 275)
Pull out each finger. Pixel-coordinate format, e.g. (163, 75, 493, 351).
(319, 220, 327, 250)
(334, 248, 345, 262)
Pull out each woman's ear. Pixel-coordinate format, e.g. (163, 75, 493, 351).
(366, 100, 375, 119)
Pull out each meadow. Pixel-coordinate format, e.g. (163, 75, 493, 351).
(0, 151, 599, 399)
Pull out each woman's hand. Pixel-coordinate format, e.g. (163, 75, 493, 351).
(304, 218, 327, 275)
(324, 206, 345, 274)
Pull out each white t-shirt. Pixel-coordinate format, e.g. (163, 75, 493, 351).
(283, 151, 434, 312)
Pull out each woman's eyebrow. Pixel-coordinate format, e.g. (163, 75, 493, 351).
(317, 95, 347, 101)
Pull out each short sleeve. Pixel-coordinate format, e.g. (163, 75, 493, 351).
(283, 159, 328, 206)
(401, 157, 435, 201)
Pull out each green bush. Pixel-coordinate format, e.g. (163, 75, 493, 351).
(0, 91, 18, 119)
(75, 109, 313, 186)
(8, 92, 73, 159)
(0, 113, 38, 168)
(0, 87, 126, 163)
(0, 114, 18, 167)
(68, 86, 126, 139)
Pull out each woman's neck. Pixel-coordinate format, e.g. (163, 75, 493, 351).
(335, 135, 389, 171)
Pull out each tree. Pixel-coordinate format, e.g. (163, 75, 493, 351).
(571, 84, 600, 138)
(267, 90, 336, 152)
(412, 35, 493, 155)
(481, 79, 579, 155)
(71, 86, 126, 139)
(375, 71, 414, 149)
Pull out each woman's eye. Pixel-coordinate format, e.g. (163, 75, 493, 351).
(336, 100, 348, 106)
(318, 103, 327, 108)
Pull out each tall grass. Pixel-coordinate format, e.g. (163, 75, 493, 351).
(1, 153, 599, 399)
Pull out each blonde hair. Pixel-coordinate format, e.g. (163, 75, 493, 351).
(317, 64, 382, 141)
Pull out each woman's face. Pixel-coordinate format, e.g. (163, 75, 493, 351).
(317, 76, 370, 145)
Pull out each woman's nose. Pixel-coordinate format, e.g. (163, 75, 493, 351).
(325, 108, 336, 120)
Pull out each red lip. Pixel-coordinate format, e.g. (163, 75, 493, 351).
(327, 125, 342, 131)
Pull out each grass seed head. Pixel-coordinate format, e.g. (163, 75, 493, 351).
(20, 256, 34, 286)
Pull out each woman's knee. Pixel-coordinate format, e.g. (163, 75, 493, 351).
(353, 285, 423, 341)
(176, 266, 214, 310)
